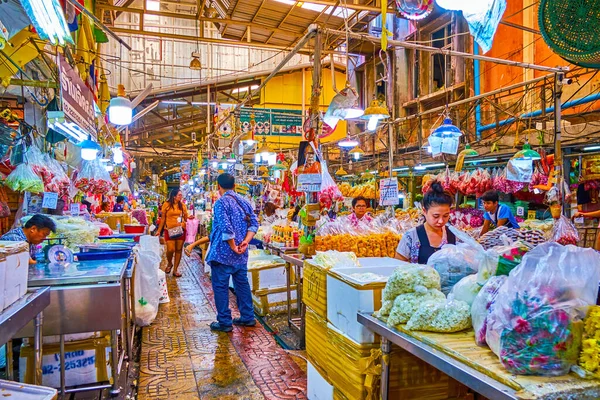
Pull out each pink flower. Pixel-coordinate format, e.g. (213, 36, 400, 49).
(514, 317, 532, 333)
(553, 342, 567, 352)
(531, 355, 549, 365)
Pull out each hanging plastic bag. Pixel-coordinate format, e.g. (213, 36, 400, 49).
(427, 244, 479, 295)
(318, 165, 343, 209)
(157, 269, 170, 304)
(6, 163, 45, 193)
(74, 159, 114, 195)
(550, 215, 579, 245)
(26, 146, 54, 187)
(133, 248, 162, 326)
(471, 276, 507, 346)
(46, 157, 71, 198)
(486, 242, 600, 376)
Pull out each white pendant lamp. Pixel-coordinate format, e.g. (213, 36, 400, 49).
(109, 85, 133, 125)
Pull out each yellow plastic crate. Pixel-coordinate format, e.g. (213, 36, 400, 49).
(305, 306, 331, 380)
(303, 260, 328, 319)
(326, 324, 453, 400)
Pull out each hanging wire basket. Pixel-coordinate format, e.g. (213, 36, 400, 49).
(539, 0, 600, 68)
(395, 0, 434, 21)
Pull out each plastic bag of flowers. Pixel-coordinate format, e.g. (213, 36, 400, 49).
(405, 299, 472, 333)
(387, 288, 446, 327)
(486, 242, 600, 376)
(471, 276, 507, 346)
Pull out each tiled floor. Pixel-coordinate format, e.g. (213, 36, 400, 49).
(137, 256, 307, 400)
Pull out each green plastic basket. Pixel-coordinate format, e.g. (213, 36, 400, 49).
(539, 0, 600, 68)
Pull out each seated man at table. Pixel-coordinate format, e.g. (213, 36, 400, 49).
(1, 214, 57, 264)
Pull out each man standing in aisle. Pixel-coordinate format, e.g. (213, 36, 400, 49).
(206, 173, 259, 332)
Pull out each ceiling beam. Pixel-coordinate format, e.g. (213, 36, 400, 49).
(98, 5, 302, 36)
(264, 2, 298, 44)
(111, 27, 306, 54)
(140, 78, 262, 103)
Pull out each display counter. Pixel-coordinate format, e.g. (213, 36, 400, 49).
(358, 312, 600, 400)
(15, 258, 134, 397)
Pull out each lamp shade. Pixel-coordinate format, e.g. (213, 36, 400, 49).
(109, 96, 132, 125)
(189, 54, 202, 70)
(514, 142, 541, 160)
(256, 140, 274, 157)
(361, 99, 390, 131)
(338, 138, 359, 148)
(431, 118, 463, 138)
(349, 147, 364, 160)
(335, 167, 348, 176)
(79, 139, 102, 161)
(460, 144, 479, 158)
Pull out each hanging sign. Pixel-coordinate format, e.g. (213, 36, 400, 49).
(70, 203, 80, 216)
(297, 173, 322, 192)
(58, 54, 96, 139)
(239, 108, 303, 137)
(42, 192, 59, 209)
(441, 137, 459, 155)
(379, 178, 400, 206)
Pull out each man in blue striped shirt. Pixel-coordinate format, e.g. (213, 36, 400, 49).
(206, 174, 259, 332)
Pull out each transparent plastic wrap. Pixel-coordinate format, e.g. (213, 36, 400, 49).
(46, 157, 70, 197)
(382, 263, 441, 301)
(550, 215, 580, 245)
(427, 244, 479, 295)
(472, 276, 507, 346)
(486, 243, 600, 376)
(406, 300, 472, 333)
(448, 274, 481, 306)
(74, 159, 114, 195)
(318, 166, 343, 209)
(387, 289, 446, 327)
(5, 163, 44, 193)
(311, 250, 359, 270)
(26, 146, 54, 187)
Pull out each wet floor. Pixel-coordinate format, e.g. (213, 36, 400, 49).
(137, 255, 307, 400)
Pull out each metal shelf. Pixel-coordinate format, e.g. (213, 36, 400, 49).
(357, 312, 519, 400)
(0, 287, 50, 346)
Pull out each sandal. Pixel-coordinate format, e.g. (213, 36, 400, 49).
(173, 271, 183, 278)
(165, 265, 173, 274)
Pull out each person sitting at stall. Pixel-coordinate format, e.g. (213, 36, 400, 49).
(395, 182, 456, 264)
(348, 196, 373, 226)
(1, 214, 57, 264)
(480, 190, 520, 236)
(184, 235, 210, 257)
(113, 196, 128, 212)
(262, 202, 278, 225)
(100, 202, 111, 213)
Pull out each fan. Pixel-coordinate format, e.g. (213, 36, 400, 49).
(395, 0, 434, 20)
(539, 0, 600, 68)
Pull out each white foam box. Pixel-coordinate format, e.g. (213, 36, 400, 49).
(327, 263, 399, 344)
(247, 255, 288, 291)
(19, 337, 112, 389)
(0, 241, 30, 311)
(308, 361, 333, 400)
(0, 379, 57, 400)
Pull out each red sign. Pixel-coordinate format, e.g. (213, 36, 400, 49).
(58, 54, 96, 138)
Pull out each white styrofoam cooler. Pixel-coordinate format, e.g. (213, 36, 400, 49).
(307, 361, 333, 400)
(327, 262, 400, 344)
(0, 240, 30, 311)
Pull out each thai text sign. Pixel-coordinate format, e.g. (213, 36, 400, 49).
(58, 54, 96, 138)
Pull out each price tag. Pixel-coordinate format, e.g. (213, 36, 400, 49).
(379, 178, 399, 206)
(441, 137, 459, 155)
(533, 188, 541, 194)
(297, 173, 322, 192)
(575, 217, 584, 224)
(516, 206, 525, 217)
(71, 204, 80, 216)
(42, 192, 59, 209)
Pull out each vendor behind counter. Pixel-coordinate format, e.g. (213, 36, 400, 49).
(348, 196, 373, 226)
(0, 214, 56, 264)
(395, 182, 456, 264)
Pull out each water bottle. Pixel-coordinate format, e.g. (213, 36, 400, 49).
(116, 219, 121, 233)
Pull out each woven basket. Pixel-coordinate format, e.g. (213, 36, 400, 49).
(539, 0, 600, 67)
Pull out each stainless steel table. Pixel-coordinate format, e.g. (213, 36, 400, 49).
(16, 258, 133, 398)
(282, 253, 305, 348)
(1, 287, 50, 385)
(357, 312, 519, 400)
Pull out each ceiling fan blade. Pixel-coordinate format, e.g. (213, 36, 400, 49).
(118, 100, 159, 132)
(130, 84, 153, 108)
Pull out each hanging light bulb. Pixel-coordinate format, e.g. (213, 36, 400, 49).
(109, 85, 133, 125)
(361, 98, 390, 131)
(212, 160, 218, 168)
(338, 138, 359, 148)
(431, 117, 463, 138)
(113, 143, 124, 164)
(513, 141, 541, 160)
(254, 153, 262, 164)
(335, 166, 348, 176)
(79, 138, 102, 161)
(256, 138, 275, 159)
(189, 53, 202, 70)
(349, 147, 364, 160)
(274, 170, 282, 179)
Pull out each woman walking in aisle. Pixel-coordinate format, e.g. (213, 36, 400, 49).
(156, 189, 188, 277)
